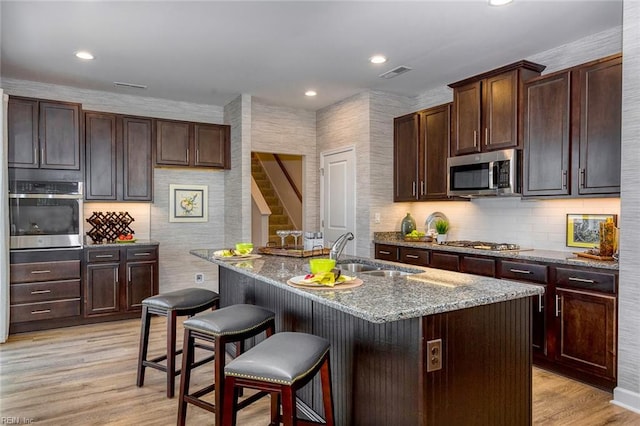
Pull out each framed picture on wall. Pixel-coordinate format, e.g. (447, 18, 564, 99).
(566, 213, 617, 248)
(169, 184, 208, 222)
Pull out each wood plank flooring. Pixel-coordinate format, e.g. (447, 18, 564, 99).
(1, 318, 639, 425)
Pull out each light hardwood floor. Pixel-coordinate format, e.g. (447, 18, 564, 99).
(1, 318, 639, 425)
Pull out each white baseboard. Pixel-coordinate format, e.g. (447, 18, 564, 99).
(612, 387, 640, 414)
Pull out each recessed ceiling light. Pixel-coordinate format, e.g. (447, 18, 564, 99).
(370, 55, 387, 64)
(75, 51, 94, 60)
(305, 90, 317, 97)
(489, 0, 513, 6)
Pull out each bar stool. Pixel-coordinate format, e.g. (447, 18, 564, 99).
(177, 304, 276, 426)
(136, 288, 220, 398)
(222, 332, 335, 426)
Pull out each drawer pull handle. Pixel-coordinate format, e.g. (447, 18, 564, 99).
(30, 289, 51, 295)
(31, 309, 51, 315)
(379, 250, 391, 255)
(568, 276, 595, 284)
(134, 253, 151, 256)
(555, 294, 561, 317)
(30, 270, 51, 274)
(509, 269, 531, 274)
(95, 254, 114, 258)
(406, 254, 419, 259)
(538, 294, 544, 313)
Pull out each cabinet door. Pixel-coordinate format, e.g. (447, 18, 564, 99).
(430, 251, 460, 271)
(194, 123, 229, 168)
(155, 120, 190, 166)
(125, 261, 156, 311)
(374, 244, 399, 262)
(452, 81, 481, 156)
(483, 70, 518, 151)
(555, 287, 616, 380)
(575, 56, 622, 195)
(39, 101, 81, 170)
(523, 72, 571, 196)
(85, 112, 118, 200)
(122, 117, 153, 201)
(419, 104, 450, 200)
(399, 247, 429, 266)
(393, 113, 419, 201)
(531, 289, 547, 356)
(8, 98, 39, 168)
(85, 263, 120, 316)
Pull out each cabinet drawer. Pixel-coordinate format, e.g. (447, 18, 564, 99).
(126, 246, 158, 261)
(461, 256, 496, 277)
(430, 252, 460, 271)
(87, 249, 120, 263)
(10, 299, 80, 323)
(555, 267, 616, 294)
(500, 261, 548, 284)
(375, 244, 398, 262)
(10, 280, 81, 304)
(10, 260, 80, 284)
(399, 247, 429, 266)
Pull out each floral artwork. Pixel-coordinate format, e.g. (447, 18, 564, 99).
(169, 184, 208, 222)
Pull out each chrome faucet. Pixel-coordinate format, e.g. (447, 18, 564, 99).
(329, 232, 354, 261)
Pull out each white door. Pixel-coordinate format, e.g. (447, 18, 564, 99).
(320, 146, 356, 255)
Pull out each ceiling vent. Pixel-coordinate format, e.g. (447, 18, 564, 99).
(114, 81, 147, 89)
(378, 66, 413, 79)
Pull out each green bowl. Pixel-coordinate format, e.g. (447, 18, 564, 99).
(235, 242, 254, 255)
(309, 258, 336, 274)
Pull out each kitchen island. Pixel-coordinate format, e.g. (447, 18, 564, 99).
(191, 249, 543, 425)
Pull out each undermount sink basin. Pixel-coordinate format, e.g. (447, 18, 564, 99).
(337, 263, 378, 273)
(360, 270, 411, 277)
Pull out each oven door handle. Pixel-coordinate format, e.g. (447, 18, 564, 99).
(9, 193, 83, 199)
(488, 161, 497, 189)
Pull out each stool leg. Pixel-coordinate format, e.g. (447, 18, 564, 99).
(136, 305, 151, 387)
(222, 376, 239, 426)
(215, 335, 227, 426)
(320, 356, 335, 426)
(269, 392, 281, 426)
(281, 386, 296, 426)
(177, 329, 194, 426)
(167, 310, 178, 398)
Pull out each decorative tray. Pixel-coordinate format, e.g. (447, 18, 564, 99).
(573, 252, 615, 261)
(115, 239, 137, 244)
(257, 246, 331, 258)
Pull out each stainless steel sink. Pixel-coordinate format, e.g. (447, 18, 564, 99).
(360, 270, 411, 277)
(337, 263, 378, 273)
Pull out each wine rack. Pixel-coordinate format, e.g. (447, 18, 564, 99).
(86, 211, 135, 243)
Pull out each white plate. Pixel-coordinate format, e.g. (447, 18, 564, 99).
(426, 211, 449, 234)
(289, 274, 356, 287)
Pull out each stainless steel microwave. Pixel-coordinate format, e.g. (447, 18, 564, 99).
(447, 149, 520, 197)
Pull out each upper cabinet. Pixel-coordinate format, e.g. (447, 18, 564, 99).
(523, 54, 621, 197)
(85, 112, 153, 201)
(394, 103, 451, 202)
(155, 119, 230, 169)
(449, 61, 545, 156)
(8, 97, 81, 170)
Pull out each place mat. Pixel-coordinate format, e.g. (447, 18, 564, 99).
(286, 277, 363, 290)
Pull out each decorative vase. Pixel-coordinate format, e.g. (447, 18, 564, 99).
(400, 213, 416, 235)
(437, 233, 447, 244)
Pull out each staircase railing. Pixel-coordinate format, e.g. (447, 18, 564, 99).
(274, 154, 302, 202)
(251, 176, 271, 247)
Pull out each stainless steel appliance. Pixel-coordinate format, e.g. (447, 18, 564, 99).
(447, 148, 520, 197)
(9, 181, 83, 249)
(439, 240, 525, 251)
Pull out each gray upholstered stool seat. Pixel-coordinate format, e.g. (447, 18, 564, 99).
(225, 332, 330, 385)
(136, 288, 220, 398)
(177, 304, 276, 426)
(222, 332, 335, 426)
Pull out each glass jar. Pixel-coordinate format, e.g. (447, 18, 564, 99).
(599, 219, 616, 257)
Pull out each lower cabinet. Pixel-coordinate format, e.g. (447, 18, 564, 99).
(399, 247, 429, 266)
(374, 244, 399, 261)
(430, 251, 460, 271)
(84, 245, 158, 318)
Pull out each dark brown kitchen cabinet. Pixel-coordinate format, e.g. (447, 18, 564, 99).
(449, 61, 545, 156)
(460, 255, 495, 277)
(84, 245, 158, 318)
(399, 247, 429, 266)
(393, 104, 451, 202)
(523, 54, 621, 198)
(554, 287, 616, 383)
(430, 251, 460, 271)
(8, 97, 81, 170)
(155, 119, 230, 169)
(374, 244, 399, 262)
(85, 112, 153, 201)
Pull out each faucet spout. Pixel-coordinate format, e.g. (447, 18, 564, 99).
(329, 232, 354, 261)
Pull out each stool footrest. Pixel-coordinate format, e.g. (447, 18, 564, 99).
(183, 394, 216, 413)
(190, 383, 216, 399)
(236, 390, 269, 410)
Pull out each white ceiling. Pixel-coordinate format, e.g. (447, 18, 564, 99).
(0, 0, 623, 111)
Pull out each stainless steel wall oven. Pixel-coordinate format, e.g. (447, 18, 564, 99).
(9, 181, 83, 249)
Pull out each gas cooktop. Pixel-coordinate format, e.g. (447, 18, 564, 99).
(439, 241, 522, 251)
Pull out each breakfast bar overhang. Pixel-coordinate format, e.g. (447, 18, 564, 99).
(191, 249, 543, 425)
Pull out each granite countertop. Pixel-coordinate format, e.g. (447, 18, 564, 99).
(191, 249, 543, 324)
(373, 233, 619, 271)
(84, 239, 160, 248)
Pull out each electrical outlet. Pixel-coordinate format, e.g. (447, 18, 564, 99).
(194, 273, 204, 284)
(426, 339, 442, 372)
(374, 212, 381, 224)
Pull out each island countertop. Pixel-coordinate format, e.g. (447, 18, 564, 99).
(190, 248, 543, 324)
